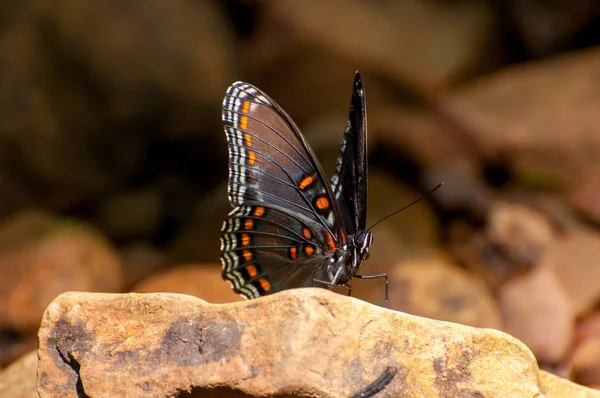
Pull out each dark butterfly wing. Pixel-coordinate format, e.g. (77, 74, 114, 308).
(351, 367, 398, 398)
(331, 72, 368, 234)
(222, 82, 347, 243)
(221, 82, 351, 298)
(220, 202, 333, 298)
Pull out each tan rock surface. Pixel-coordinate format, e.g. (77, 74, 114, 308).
(38, 289, 549, 397)
(539, 370, 600, 398)
(0, 350, 37, 398)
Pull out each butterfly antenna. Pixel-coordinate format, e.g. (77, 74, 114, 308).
(366, 183, 443, 232)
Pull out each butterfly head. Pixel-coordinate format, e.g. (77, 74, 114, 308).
(353, 231, 373, 264)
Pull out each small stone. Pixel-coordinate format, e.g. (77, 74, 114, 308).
(499, 265, 574, 363)
(442, 47, 600, 192)
(540, 229, 600, 315)
(487, 201, 556, 266)
(570, 174, 600, 225)
(573, 335, 600, 387)
(0, 350, 37, 398)
(389, 255, 502, 329)
(0, 210, 123, 334)
(539, 370, 600, 398)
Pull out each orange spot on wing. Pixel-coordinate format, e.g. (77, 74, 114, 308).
(241, 233, 250, 246)
(244, 133, 252, 146)
(302, 228, 312, 239)
(327, 233, 336, 252)
(315, 196, 330, 210)
(244, 219, 254, 230)
(289, 246, 298, 260)
(240, 116, 248, 130)
(242, 100, 251, 114)
(298, 175, 314, 190)
(248, 151, 256, 165)
(304, 245, 315, 256)
(246, 264, 257, 277)
(243, 250, 252, 261)
(253, 207, 265, 217)
(259, 278, 271, 292)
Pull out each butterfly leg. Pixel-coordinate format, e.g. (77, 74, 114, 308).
(344, 283, 353, 298)
(353, 273, 391, 308)
(312, 278, 336, 291)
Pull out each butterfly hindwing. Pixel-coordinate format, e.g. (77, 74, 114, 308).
(220, 202, 335, 298)
(331, 72, 368, 234)
(222, 82, 346, 240)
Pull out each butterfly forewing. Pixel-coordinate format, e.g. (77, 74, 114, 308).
(331, 72, 368, 234)
(222, 82, 345, 239)
(221, 82, 348, 298)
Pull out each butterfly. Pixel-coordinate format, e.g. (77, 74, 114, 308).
(220, 72, 389, 306)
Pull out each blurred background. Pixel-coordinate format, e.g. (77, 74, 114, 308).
(2, 0, 600, 390)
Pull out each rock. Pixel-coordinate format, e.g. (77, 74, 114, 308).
(442, 47, 600, 195)
(499, 265, 574, 364)
(256, 0, 495, 91)
(132, 263, 242, 304)
(487, 201, 556, 266)
(539, 370, 600, 398)
(450, 198, 570, 290)
(450, 229, 521, 290)
(0, 210, 123, 334)
(540, 229, 600, 315)
(570, 174, 600, 225)
(573, 333, 600, 387)
(0, 350, 37, 398)
(388, 255, 502, 330)
(37, 289, 546, 397)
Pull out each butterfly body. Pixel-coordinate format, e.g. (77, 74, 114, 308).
(220, 72, 387, 304)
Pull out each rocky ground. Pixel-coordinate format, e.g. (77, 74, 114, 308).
(2, 0, 600, 396)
